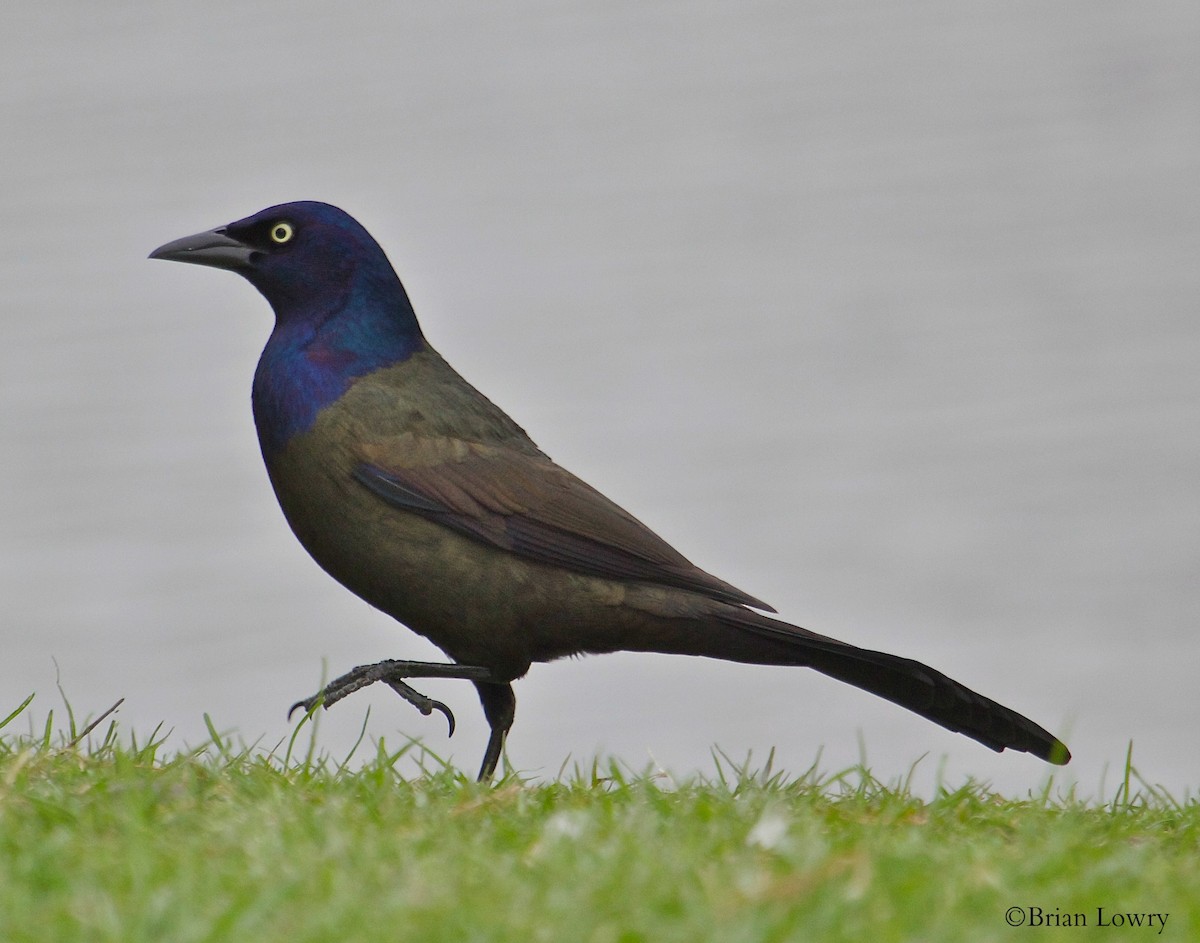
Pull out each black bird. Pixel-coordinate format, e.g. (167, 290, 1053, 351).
(150, 201, 1071, 779)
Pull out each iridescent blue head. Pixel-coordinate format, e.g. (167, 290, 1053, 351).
(151, 201, 426, 455)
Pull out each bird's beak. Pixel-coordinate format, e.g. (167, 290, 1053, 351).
(148, 227, 255, 271)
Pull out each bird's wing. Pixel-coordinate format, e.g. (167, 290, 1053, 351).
(353, 435, 775, 611)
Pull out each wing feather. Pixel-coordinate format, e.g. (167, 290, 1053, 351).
(352, 439, 774, 611)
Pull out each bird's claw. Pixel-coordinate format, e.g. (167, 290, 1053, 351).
(386, 680, 457, 737)
(287, 696, 320, 721)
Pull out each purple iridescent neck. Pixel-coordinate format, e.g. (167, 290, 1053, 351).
(250, 244, 425, 457)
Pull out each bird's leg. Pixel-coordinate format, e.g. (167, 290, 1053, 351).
(474, 681, 516, 782)
(288, 659, 495, 736)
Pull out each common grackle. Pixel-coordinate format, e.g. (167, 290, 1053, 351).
(150, 201, 1070, 779)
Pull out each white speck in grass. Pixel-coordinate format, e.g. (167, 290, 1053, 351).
(544, 810, 586, 840)
(746, 809, 789, 850)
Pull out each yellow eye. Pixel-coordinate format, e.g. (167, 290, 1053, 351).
(270, 222, 294, 244)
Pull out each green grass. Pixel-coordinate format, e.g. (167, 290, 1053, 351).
(0, 694, 1195, 943)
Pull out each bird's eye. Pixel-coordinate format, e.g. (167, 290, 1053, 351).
(270, 222, 294, 244)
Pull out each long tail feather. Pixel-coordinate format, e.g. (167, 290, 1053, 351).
(701, 609, 1070, 765)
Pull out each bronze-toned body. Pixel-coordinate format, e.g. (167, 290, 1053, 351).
(151, 201, 1071, 779)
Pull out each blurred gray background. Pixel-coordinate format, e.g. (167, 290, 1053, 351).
(3, 3, 1197, 797)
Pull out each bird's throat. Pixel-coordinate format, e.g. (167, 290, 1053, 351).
(252, 317, 423, 458)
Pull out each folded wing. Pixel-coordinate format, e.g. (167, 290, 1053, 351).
(353, 437, 775, 611)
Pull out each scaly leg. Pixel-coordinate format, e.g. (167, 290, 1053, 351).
(474, 681, 516, 781)
(288, 659, 496, 739)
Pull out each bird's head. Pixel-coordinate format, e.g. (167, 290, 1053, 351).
(149, 201, 420, 333)
(152, 201, 426, 454)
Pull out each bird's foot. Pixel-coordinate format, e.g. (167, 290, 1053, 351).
(287, 659, 495, 739)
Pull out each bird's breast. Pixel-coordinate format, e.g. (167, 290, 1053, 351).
(255, 353, 704, 676)
(258, 396, 543, 675)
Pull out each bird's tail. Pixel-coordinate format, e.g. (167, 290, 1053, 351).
(678, 608, 1071, 765)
